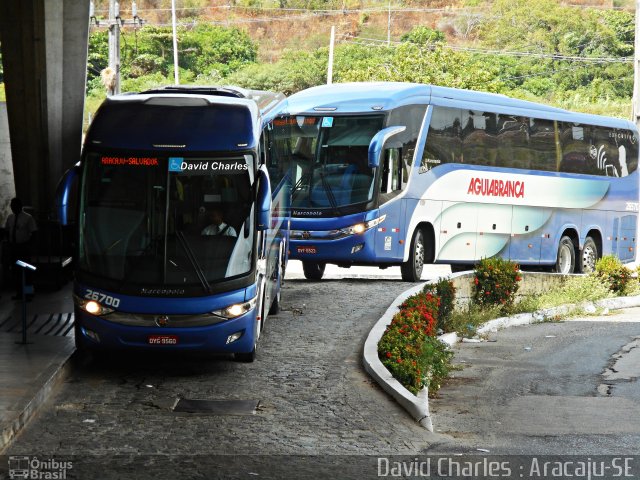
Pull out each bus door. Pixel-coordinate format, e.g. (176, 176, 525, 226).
(476, 203, 512, 260)
(375, 201, 406, 260)
(436, 201, 478, 262)
(376, 148, 407, 260)
(509, 206, 545, 264)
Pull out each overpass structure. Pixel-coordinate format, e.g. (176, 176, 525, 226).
(0, 0, 90, 216)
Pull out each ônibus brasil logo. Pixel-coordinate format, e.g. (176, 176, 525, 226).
(8, 456, 73, 479)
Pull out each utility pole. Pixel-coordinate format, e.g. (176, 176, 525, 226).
(94, 0, 142, 96)
(387, 1, 391, 46)
(327, 26, 335, 85)
(171, 0, 180, 85)
(634, 0, 640, 128)
(108, 0, 121, 95)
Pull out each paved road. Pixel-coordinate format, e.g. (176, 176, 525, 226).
(429, 309, 640, 456)
(4, 264, 640, 478)
(3, 267, 446, 479)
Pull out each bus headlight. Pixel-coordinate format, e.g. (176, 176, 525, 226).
(212, 297, 257, 319)
(339, 215, 386, 236)
(74, 296, 115, 316)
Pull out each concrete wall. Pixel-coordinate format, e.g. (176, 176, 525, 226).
(0, 0, 89, 216)
(0, 102, 16, 222)
(450, 271, 573, 310)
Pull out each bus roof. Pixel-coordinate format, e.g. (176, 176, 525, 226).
(281, 82, 635, 131)
(85, 86, 285, 152)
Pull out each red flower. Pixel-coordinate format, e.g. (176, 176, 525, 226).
(474, 277, 479, 285)
(396, 358, 402, 364)
(386, 352, 392, 358)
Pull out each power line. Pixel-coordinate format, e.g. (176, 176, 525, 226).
(339, 34, 633, 64)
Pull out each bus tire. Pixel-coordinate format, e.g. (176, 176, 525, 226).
(554, 235, 576, 274)
(401, 228, 425, 282)
(580, 236, 599, 274)
(302, 261, 325, 280)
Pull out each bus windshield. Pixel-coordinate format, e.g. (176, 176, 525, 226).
(78, 153, 256, 292)
(272, 115, 384, 213)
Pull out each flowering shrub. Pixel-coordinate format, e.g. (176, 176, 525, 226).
(378, 290, 452, 395)
(473, 257, 521, 311)
(423, 278, 456, 332)
(594, 255, 632, 295)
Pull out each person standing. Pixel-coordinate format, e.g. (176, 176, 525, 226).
(5, 198, 37, 300)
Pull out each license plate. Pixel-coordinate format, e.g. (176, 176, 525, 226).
(148, 335, 179, 345)
(297, 246, 317, 254)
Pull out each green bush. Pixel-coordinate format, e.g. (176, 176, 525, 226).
(378, 291, 442, 395)
(423, 278, 456, 332)
(473, 257, 522, 311)
(421, 336, 455, 393)
(594, 255, 632, 295)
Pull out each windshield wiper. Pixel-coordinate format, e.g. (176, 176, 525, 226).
(292, 172, 311, 200)
(175, 231, 211, 293)
(319, 171, 341, 216)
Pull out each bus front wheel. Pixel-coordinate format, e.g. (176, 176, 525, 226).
(302, 261, 325, 280)
(401, 228, 425, 282)
(554, 236, 576, 274)
(580, 237, 599, 274)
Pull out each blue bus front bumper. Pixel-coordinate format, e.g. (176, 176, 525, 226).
(75, 308, 257, 354)
(289, 229, 385, 264)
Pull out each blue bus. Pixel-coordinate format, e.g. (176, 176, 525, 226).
(56, 86, 288, 361)
(270, 82, 638, 281)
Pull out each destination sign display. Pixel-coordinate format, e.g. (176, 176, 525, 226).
(101, 157, 159, 166)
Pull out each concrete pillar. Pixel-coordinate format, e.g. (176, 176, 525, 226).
(0, 0, 89, 216)
(0, 103, 16, 221)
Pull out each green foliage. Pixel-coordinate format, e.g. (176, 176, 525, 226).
(421, 336, 455, 394)
(378, 290, 446, 395)
(594, 255, 633, 295)
(445, 303, 504, 338)
(423, 278, 456, 332)
(400, 26, 445, 45)
(473, 257, 521, 311)
(87, 24, 257, 95)
(533, 274, 614, 310)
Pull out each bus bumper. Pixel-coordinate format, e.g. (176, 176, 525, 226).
(74, 308, 257, 354)
(288, 229, 379, 263)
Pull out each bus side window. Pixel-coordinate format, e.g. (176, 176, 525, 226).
(387, 104, 427, 183)
(381, 148, 402, 194)
(424, 106, 461, 170)
(461, 110, 498, 167)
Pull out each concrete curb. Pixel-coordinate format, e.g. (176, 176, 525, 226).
(363, 273, 640, 431)
(0, 349, 74, 454)
(362, 282, 434, 431)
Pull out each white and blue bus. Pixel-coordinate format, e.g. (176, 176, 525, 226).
(271, 82, 638, 281)
(56, 86, 288, 361)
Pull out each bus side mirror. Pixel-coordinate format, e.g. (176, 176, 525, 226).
(257, 165, 272, 231)
(55, 164, 81, 226)
(368, 126, 406, 168)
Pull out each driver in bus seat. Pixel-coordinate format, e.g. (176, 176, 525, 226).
(201, 208, 237, 237)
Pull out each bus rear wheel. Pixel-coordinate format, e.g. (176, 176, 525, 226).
(302, 261, 325, 280)
(554, 236, 576, 274)
(401, 228, 425, 282)
(580, 237, 599, 274)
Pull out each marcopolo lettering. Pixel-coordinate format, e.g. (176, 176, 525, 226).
(467, 177, 525, 198)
